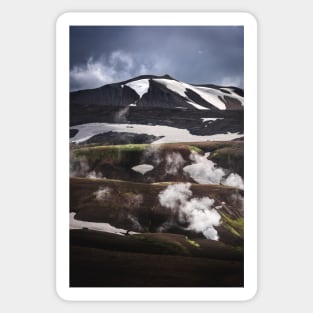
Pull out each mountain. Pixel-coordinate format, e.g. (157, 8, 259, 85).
(70, 74, 244, 143)
(70, 74, 244, 111)
(70, 77, 245, 288)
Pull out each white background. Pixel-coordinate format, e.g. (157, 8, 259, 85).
(0, 0, 312, 311)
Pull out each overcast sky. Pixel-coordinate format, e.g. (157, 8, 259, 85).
(70, 26, 243, 91)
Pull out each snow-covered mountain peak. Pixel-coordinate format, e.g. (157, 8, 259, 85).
(71, 74, 244, 111)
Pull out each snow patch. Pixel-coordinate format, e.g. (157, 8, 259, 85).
(70, 212, 138, 235)
(126, 79, 149, 98)
(201, 118, 224, 122)
(187, 101, 210, 110)
(196, 86, 244, 107)
(155, 78, 210, 110)
(70, 123, 244, 144)
(154, 78, 229, 110)
(189, 86, 227, 110)
(154, 78, 187, 98)
(153, 78, 244, 110)
(132, 164, 154, 175)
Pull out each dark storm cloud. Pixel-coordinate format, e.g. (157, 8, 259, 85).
(70, 26, 243, 91)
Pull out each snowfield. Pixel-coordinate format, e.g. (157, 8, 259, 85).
(125, 79, 150, 98)
(152, 78, 243, 110)
(70, 122, 244, 144)
(70, 212, 138, 235)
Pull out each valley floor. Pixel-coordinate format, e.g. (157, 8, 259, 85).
(70, 229, 243, 287)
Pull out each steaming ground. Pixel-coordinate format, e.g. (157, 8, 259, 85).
(69, 140, 244, 287)
(183, 152, 244, 189)
(158, 183, 221, 240)
(70, 146, 243, 190)
(183, 152, 224, 184)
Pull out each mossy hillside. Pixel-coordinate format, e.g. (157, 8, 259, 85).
(133, 234, 190, 256)
(74, 144, 149, 167)
(209, 143, 243, 177)
(70, 177, 243, 242)
(185, 236, 200, 248)
(176, 141, 242, 153)
(70, 229, 243, 261)
(71, 229, 189, 257)
(187, 145, 203, 154)
(73, 143, 204, 168)
(163, 141, 243, 176)
(220, 212, 244, 239)
(70, 177, 167, 231)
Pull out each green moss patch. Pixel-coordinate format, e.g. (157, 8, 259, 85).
(185, 236, 200, 248)
(132, 234, 190, 255)
(188, 145, 203, 154)
(220, 212, 244, 239)
(73, 144, 149, 167)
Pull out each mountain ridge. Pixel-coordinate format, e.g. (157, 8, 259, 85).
(70, 74, 244, 111)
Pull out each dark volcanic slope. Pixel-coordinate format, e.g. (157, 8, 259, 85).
(71, 82, 139, 107)
(70, 106, 244, 136)
(70, 75, 244, 137)
(70, 230, 243, 287)
(70, 244, 243, 287)
(71, 74, 243, 111)
(70, 177, 244, 246)
(83, 131, 163, 145)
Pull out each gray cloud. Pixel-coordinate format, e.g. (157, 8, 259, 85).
(70, 26, 243, 91)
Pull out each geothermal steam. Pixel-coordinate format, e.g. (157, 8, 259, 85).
(70, 152, 103, 179)
(94, 187, 111, 202)
(165, 152, 186, 175)
(222, 173, 244, 190)
(183, 151, 244, 189)
(142, 146, 186, 177)
(158, 183, 221, 240)
(114, 106, 129, 123)
(183, 152, 224, 184)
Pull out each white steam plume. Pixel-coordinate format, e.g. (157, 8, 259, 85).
(158, 183, 221, 240)
(183, 152, 225, 184)
(70, 154, 90, 177)
(158, 183, 192, 210)
(221, 173, 244, 190)
(87, 171, 104, 179)
(127, 214, 144, 231)
(124, 193, 144, 208)
(114, 106, 129, 123)
(142, 145, 162, 165)
(94, 187, 111, 202)
(70, 151, 104, 179)
(183, 151, 244, 190)
(165, 152, 186, 175)
(142, 148, 186, 176)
